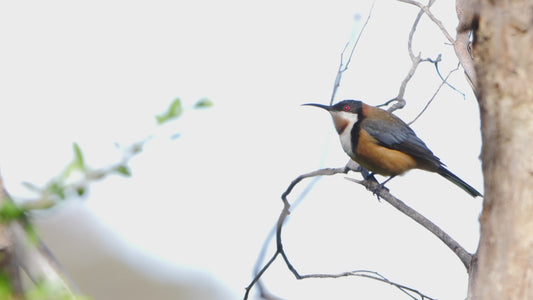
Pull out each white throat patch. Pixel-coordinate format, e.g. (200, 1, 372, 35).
(331, 111, 358, 157)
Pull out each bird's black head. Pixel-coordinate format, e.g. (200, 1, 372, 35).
(303, 100, 363, 135)
(330, 100, 363, 114)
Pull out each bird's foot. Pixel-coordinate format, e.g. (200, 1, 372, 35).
(373, 182, 389, 197)
(363, 173, 389, 200)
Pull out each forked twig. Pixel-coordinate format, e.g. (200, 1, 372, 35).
(388, 0, 436, 113)
(244, 166, 352, 300)
(397, 0, 454, 43)
(408, 62, 463, 125)
(244, 163, 439, 300)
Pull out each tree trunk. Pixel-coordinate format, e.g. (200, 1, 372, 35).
(469, 0, 533, 299)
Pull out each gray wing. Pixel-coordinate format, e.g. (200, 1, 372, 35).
(361, 117, 442, 166)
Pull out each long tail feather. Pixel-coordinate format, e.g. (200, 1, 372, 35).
(437, 166, 482, 198)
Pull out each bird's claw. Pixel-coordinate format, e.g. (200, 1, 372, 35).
(371, 183, 389, 200)
(362, 173, 388, 200)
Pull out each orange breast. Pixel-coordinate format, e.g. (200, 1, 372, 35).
(353, 129, 418, 176)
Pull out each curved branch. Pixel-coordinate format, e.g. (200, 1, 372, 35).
(244, 166, 352, 300)
(390, 0, 436, 113)
(398, 0, 478, 96)
(398, 0, 454, 43)
(244, 160, 468, 299)
(299, 270, 435, 300)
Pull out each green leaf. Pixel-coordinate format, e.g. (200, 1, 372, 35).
(194, 98, 213, 109)
(76, 186, 86, 197)
(73, 142, 84, 169)
(114, 165, 132, 177)
(63, 143, 86, 179)
(0, 201, 25, 222)
(47, 181, 66, 200)
(156, 98, 183, 124)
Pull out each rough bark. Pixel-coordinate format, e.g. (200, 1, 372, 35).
(469, 0, 533, 299)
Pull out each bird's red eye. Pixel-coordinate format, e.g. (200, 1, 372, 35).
(343, 105, 350, 111)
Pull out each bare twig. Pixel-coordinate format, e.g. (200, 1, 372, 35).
(244, 166, 353, 300)
(399, 0, 478, 95)
(389, 0, 436, 113)
(408, 63, 462, 125)
(392, 56, 419, 112)
(252, 173, 324, 298)
(346, 177, 473, 269)
(398, 0, 454, 43)
(330, 2, 375, 105)
(407, 2, 428, 62)
(389, 0, 468, 116)
(298, 270, 435, 300)
(431, 55, 465, 98)
(244, 163, 439, 300)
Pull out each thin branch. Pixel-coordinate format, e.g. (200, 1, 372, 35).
(408, 62, 462, 125)
(280, 166, 355, 209)
(390, 0, 436, 113)
(244, 252, 279, 300)
(252, 173, 323, 298)
(432, 55, 465, 98)
(393, 56, 420, 111)
(330, 2, 375, 105)
(299, 270, 435, 300)
(245, 162, 446, 300)
(399, 0, 478, 95)
(398, 0, 454, 43)
(346, 177, 473, 269)
(244, 166, 353, 300)
(407, 2, 428, 62)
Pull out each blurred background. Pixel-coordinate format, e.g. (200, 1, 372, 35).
(0, 1, 482, 299)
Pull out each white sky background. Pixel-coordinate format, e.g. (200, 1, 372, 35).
(0, 1, 483, 299)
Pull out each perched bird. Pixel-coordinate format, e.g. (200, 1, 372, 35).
(304, 100, 482, 197)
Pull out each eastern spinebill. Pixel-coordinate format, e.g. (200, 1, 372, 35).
(304, 100, 482, 197)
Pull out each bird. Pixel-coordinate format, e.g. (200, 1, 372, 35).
(303, 99, 482, 197)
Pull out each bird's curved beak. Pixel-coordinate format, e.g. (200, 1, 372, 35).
(302, 103, 331, 111)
